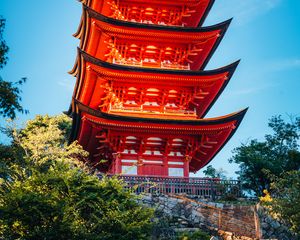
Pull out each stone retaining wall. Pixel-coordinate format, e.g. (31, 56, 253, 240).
(258, 207, 296, 240)
(139, 194, 297, 240)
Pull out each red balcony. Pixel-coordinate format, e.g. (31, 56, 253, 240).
(103, 175, 242, 200)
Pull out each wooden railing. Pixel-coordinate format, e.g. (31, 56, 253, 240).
(103, 175, 242, 200)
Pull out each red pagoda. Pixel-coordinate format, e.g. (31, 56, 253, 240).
(68, 0, 247, 178)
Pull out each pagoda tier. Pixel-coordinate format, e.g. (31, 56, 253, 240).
(70, 101, 247, 177)
(70, 49, 239, 119)
(74, 6, 231, 70)
(79, 0, 214, 27)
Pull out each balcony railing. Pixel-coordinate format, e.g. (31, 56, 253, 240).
(103, 175, 242, 200)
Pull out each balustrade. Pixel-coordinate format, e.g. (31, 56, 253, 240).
(101, 174, 242, 199)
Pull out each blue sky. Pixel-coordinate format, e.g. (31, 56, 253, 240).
(1, 0, 300, 177)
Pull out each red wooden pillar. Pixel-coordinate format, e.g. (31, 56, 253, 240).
(184, 157, 190, 178)
(114, 153, 122, 174)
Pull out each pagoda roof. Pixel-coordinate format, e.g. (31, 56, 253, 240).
(79, 0, 215, 27)
(70, 49, 240, 118)
(79, 5, 231, 33)
(75, 6, 231, 70)
(71, 48, 239, 77)
(70, 100, 247, 172)
(72, 99, 247, 126)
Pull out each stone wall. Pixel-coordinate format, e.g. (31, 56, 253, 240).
(139, 194, 297, 240)
(258, 207, 297, 240)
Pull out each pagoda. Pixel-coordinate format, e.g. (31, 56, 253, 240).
(68, 0, 247, 178)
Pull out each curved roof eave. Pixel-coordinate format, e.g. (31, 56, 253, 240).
(198, 0, 216, 27)
(78, 48, 240, 76)
(70, 50, 240, 119)
(191, 107, 247, 171)
(73, 99, 248, 126)
(84, 5, 232, 33)
(80, 0, 216, 29)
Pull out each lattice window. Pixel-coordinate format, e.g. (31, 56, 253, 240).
(168, 168, 184, 177)
(121, 165, 137, 175)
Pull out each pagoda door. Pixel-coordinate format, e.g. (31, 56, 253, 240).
(140, 164, 167, 177)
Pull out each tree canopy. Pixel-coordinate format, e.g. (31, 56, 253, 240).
(229, 115, 300, 196)
(0, 18, 9, 69)
(0, 114, 154, 240)
(0, 16, 27, 120)
(269, 171, 300, 234)
(203, 165, 227, 179)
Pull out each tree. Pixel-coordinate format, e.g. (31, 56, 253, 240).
(0, 16, 27, 120)
(0, 164, 154, 240)
(229, 115, 300, 196)
(177, 230, 210, 240)
(0, 18, 9, 68)
(269, 171, 300, 235)
(203, 165, 227, 179)
(0, 114, 154, 239)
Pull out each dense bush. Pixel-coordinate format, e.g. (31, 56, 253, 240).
(0, 115, 154, 240)
(176, 230, 210, 240)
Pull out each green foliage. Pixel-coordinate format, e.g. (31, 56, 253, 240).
(16, 114, 88, 170)
(176, 230, 210, 240)
(203, 165, 227, 179)
(0, 114, 154, 239)
(0, 77, 28, 119)
(0, 164, 153, 239)
(229, 116, 300, 196)
(0, 16, 27, 119)
(269, 171, 300, 234)
(0, 17, 9, 68)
